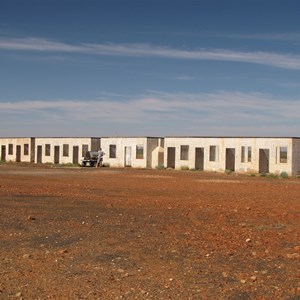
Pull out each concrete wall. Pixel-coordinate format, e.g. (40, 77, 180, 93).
(164, 137, 296, 175)
(34, 137, 99, 164)
(1, 136, 299, 175)
(100, 137, 148, 168)
(0, 137, 32, 162)
(147, 138, 164, 168)
(151, 138, 164, 169)
(292, 138, 300, 175)
(100, 137, 162, 168)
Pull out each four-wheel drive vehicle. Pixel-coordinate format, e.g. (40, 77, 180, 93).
(81, 151, 98, 167)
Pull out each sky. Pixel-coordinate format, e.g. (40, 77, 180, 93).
(1, 0, 300, 137)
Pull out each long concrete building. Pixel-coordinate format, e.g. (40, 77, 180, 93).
(164, 136, 300, 176)
(0, 136, 299, 176)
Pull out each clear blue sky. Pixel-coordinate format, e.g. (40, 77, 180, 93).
(1, 0, 300, 137)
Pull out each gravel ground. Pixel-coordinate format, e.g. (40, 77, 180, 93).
(0, 164, 299, 300)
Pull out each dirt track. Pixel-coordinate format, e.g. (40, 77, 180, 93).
(0, 164, 299, 300)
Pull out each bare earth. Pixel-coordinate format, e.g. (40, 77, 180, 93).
(0, 164, 299, 300)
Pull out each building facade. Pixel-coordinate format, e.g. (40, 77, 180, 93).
(164, 137, 300, 176)
(1, 136, 299, 176)
(0, 137, 100, 165)
(0, 137, 34, 163)
(101, 137, 164, 169)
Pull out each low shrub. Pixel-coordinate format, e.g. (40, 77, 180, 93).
(155, 164, 165, 170)
(60, 163, 79, 168)
(279, 171, 289, 178)
(260, 172, 278, 178)
(181, 166, 189, 171)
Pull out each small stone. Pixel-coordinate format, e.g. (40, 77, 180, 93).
(28, 216, 36, 221)
(22, 254, 32, 259)
(240, 279, 246, 284)
(15, 292, 22, 297)
(246, 238, 251, 243)
(250, 275, 257, 282)
(58, 249, 69, 254)
(222, 272, 228, 278)
(117, 268, 125, 273)
(287, 253, 300, 259)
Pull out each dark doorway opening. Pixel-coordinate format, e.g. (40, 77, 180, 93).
(16, 145, 21, 162)
(73, 146, 79, 164)
(167, 147, 176, 169)
(1, 146, 6, 161)
(225, 148, 235, 171)
(37, 146, 42, 163)
(259, 149, 269, 173)
(54, 146, 60, 164)
(195, 147, 204, 170)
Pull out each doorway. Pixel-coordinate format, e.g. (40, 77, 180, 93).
(195, 147, 204, 170)
(54, 146, 60, 164)
(225, 148, 235, 171)
(259, 149, 269, 173)
(125, 146, 132, 167)
(16, 145, 21, 162)
(1, 145, 6, 161)
(167, 147, 176, 169)
(37, 146, 42, 163)
(73, 146, 79, 164)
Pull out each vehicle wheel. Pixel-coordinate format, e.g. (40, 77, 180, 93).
(81, 162, 86, 167)
(90, 162, 94, 167)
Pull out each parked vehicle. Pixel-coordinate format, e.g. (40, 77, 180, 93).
(81, 151, 98, 167)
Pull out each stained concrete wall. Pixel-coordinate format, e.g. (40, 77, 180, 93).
(0, 137, 32, 162)
(164, 137, 296, 175)
(34, 137, 99, 164)
(1, 136, 299, 175)
(100, 137, 162, 168)
(151, 138, 164, 169)
(292, 138, 300, 175)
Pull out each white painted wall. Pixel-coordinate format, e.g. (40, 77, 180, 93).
(0, 138, 32, 162)
(1, 136, 299, 175)
(34, 137, 95, 164)
(292, 139, 300, 175)
(164, 137, 296, 175)
(101, 137, 149, 168)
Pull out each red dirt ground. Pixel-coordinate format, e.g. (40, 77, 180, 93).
(0, 163, 299, 300)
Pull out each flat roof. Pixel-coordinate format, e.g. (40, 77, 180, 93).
(164, 136, 300, 139)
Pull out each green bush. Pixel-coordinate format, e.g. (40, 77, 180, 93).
(181, 166, 189, 171)
(155, 163, 165, 170)
(60, 163, 79, 168)
(279, 171, 289, 178)
(260, 172, 278, 178)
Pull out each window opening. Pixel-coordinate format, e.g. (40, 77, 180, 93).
(180, 145, 189, 160)
(109, 145, 117, 158)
